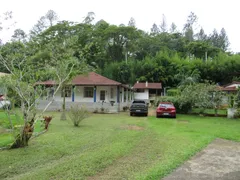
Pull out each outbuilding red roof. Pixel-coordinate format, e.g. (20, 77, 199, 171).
(133, 82, 162, 89)
(36, 72, 122, 86)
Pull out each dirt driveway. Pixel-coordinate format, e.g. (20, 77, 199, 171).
(163, 138, 240, 180)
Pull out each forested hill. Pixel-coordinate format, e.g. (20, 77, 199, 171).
(1, 11, 239, 87)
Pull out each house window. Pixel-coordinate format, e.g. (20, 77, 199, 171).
(110, 88, 114, 99)
(100, 90, 105, 101)
(136, 89, 144, 92)
(61, 86, 71, 97)
(84, 87, 93, 97)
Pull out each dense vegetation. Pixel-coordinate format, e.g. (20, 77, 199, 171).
(1, 11, 239, 87)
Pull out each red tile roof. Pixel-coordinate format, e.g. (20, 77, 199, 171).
(133, 82, 162, 89)
(72, 72, 121, 85)
(221, 86, 237, 91)
(36, 72, 122, 86)
(224, 81, 240, 87)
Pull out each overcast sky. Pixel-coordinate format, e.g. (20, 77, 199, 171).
(0, 0, 239, 52)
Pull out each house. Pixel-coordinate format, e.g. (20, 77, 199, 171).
(218, 81, 240, 105)
(35, 72, 134, 112)
(132, 81, 162, 103)
(221, 81, 240, 94)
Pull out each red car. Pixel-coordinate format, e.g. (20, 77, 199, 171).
(156, 102, 176, 118)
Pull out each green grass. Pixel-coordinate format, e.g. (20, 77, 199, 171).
(191, 108, 227, 115)
(0, 112, 240, 180)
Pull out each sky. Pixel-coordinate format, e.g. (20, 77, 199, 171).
(0, 0, 240, 52)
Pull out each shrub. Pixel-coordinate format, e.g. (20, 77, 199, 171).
(167, 88, 180, 96)
(68, 105, 90, 127)
(123, 106, 129, 111)
(43, 116, 53, 130)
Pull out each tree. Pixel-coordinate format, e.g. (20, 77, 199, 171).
(209, 28, 230, 51)
(0, 49, 76, 148)
(169, 22, 177, 33)
(104, 25, 140, 61)
(218, 28, 230, 51)
(45, 10, 58, 27)
(159, 14, 167, 33)
(196, 28, 207, 41)
(128, 17, 136, 27)
(183, 12, 198, 41)
(186, 41, 220, 60)
(175, 68, 200, 86)
(151, 23, 160, 35)
(83, 12, 95, 24)
(30, 16, 47, 36)
(11, 29, 27, 42)
(30, 10, 58, 37)
(178, 83, 215, 113)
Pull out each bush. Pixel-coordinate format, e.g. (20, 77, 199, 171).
(123, 106, 129, 111)
(43, 116, 53, 130)
(167, 89, 180, 96)
(68, 105, 90, 127)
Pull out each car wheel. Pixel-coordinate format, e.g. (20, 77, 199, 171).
(145, 113, 148, 117)
(130, 113, 133, 116)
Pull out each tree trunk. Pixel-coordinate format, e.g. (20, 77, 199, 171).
(60, 87, 67, 120)
(10, 124, 34, 149)
(214, 108, 218, 117)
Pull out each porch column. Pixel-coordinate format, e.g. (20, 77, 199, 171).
(122, 87, 124, 102)
(94, 86, 96, 102)
(72, 86, 75, 102)
(117, 86, 120, 103)
(126, 89, 129, 102)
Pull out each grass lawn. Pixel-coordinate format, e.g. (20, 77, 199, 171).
(191, 108, 227, 115)
(0, 112, 240, 180)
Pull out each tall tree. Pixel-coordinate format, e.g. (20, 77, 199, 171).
(30, 10, 58, 37)
(128, 17, 136, 27)
(183, 12, 198, 41)
(45, 10, 59, 27)
(83, 12, 95, 24)
(11, 29, 27, 42)
(151, 23, 160, 35)
(159, 14, 167, 33)
(218, 28, 230, 51)
(196, 28, 207, 41)
(169, 22, 177, 33)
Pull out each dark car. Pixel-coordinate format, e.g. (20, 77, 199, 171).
(156, 102, 176, 118)
(130, 100, 148, 116)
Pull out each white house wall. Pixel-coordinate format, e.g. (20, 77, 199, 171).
(53, 86, 120, 103)
(54, 88, 72, 102)
(134, 89, 149, 101)
(37, 85, 133, 112)
(227, 84, 240, 88)
(74, 86, 94, 102)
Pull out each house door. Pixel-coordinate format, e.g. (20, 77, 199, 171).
(100, 90, 106, 101)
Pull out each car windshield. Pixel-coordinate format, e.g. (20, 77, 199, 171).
(159, 104, 173, 108)
(133, 100, 145, 104)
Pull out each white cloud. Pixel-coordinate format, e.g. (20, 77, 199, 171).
(0, 0, 239, 52)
